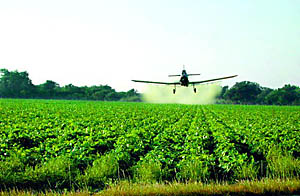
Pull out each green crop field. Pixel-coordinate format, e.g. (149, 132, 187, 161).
(0, 99, 299, 194)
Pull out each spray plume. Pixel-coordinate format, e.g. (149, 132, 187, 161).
(142, 83, 222, 105)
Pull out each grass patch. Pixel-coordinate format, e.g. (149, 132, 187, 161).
(177, 158, 210, 182)
(98, 178, 300, 196)
(133, 159, 162, 183)
(0, 153, 26, 188)
(233, 158, 259, 180)
(1, 178, 299, 195)
(24, 156, 77, 189)
(266, 146, 300, 179)
(77, 153, 119, 190)
(0, 189, 90, 196)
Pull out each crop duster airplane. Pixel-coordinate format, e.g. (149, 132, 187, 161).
(132, 67, 237, 94)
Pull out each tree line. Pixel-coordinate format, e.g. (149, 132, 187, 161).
(1, 68, 299, 105)
(0, 69, 140, 101)
(218, 81, 300, 105)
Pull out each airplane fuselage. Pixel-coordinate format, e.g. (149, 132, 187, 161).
(180, 70, 189, 86)
(180, 75, 189, 86)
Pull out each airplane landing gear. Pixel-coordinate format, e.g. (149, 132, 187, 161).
(194, 88, 197, 93)
(173, 84, 176, 94)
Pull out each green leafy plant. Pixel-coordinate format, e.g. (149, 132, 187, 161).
(133, 158, 162, 183)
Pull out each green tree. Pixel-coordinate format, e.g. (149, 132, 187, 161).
(90, 85, 115, 101)
(92, 91, 106, 100)
(0, 69, 35, 98)
(126, 89, 138, 97)
(256, 87, 273, 105)
(279, 85, 300, 105)
(61, 84, 86, 99)
(218, 86, 229, 99)
(225, 81, 261, 104)
(38, 80, 59, 98)
(105, 92, 121, 101)
(265, 85, 300, 105)
(120, 89, 141, 102)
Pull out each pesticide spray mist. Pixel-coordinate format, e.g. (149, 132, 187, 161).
(142, 83, 222, 105)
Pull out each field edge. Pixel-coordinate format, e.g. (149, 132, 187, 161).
(98, 178, 300, 196)
(1, 178, 299, 196)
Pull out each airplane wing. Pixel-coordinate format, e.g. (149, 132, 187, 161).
(190, 75, 238, 85)
(132, 80, 180, 85)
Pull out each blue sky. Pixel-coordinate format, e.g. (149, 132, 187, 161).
(0, 0, 299, 92)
